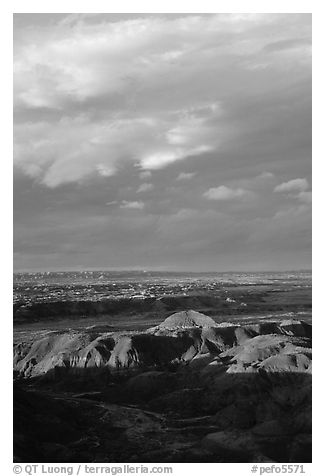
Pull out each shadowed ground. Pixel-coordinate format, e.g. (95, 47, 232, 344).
(13, 312, 312, 463)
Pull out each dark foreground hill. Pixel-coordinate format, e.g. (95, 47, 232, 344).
(13, 311, 312, 463)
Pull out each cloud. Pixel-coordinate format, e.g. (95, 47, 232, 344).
(203, 186, 249, 201)
(136, 183, 154, 193)
(176, 172, 196, 181)
(14, 13, 311, 187)
(256, 171, 275, 180)
(297, 191, 312, 204)
(274, 178, 309, 193)
(139, 145, 212, 170)
(273, 178, 311, 206)
(139, 171, 152, 180)
(14, 109, 216, 186)
(120, 200, 145, 209)
(96, 164, 116, 177)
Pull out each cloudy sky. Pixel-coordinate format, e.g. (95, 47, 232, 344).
(13, 13, 311, 272)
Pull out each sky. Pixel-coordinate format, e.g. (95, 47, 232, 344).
(13, 13, 312, 272)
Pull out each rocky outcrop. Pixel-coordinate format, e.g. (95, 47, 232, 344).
(14, 333, 115, 377)
(219, 333, 311, 373)
(152, 310, 217, 329)
(13, 313, 312, 378)
(107, 333, 194, 368)
(13, 313, 312, 463)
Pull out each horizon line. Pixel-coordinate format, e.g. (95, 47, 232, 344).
(13, 268, 312, 274)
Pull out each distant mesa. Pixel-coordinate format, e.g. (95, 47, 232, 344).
(155, 310, 217, 330)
